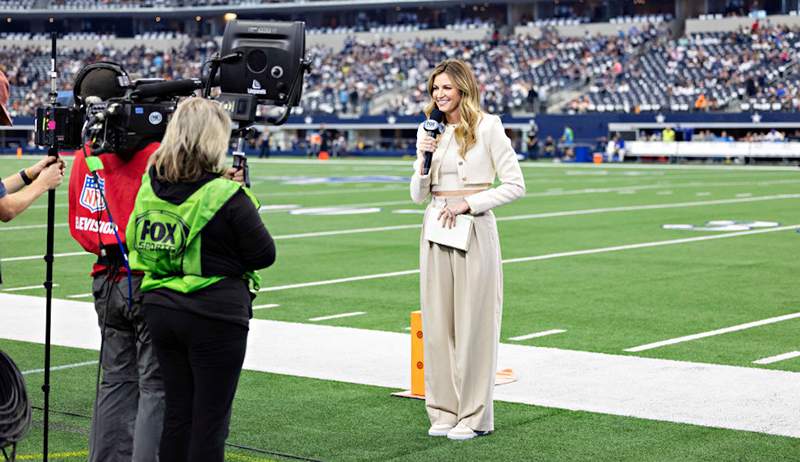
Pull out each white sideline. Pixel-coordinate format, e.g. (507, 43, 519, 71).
(1, 293, 799, 438)
(754, 351, 800, 365)
(625, 312, 800, 352)
(258, 224, 800, 293)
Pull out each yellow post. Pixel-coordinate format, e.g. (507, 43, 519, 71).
(411, 310, 425, 397)
(16, 147, 22, 158)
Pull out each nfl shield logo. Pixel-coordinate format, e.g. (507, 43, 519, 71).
(79, 174, 106, 213)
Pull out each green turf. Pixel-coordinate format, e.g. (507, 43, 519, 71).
(2, 156, 800, 460)
(4, 340, 800, 462)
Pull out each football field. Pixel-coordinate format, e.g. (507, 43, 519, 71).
(1, 156, 799, 461)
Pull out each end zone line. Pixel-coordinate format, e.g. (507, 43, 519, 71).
(508, 329, 566, 341)
(309, 311, 366, 322)
(22, 360, 97, 375)
(625, 312, 800, 353)
(253, 303, 280, 310)
(753, 351, 800, 365)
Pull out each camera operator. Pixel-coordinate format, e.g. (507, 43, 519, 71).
(0, 69, 65, 222)
(67, 62, 165, 462)
(126, 97, 275, 462)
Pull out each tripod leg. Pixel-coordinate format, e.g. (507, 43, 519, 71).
(42, 155, 57, 462)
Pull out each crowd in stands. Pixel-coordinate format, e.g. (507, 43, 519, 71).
(377, 24, 663, 117)
(0, 0, 34, 9)
(638, 127, 798, 142)
(2, 20, 800, 119)
(0, 38, 219, 119)
(571, 21, 800, 113)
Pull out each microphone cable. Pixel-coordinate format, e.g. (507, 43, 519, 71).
(0, 350, 32, 462)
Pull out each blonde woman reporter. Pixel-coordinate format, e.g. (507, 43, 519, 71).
(410, 59, 525, 441)
(127, 98, 275, 462)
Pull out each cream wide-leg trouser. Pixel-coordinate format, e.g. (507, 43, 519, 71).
(420, 196, 503, 433)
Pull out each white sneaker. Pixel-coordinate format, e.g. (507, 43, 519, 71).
(428, 423, 455, 437)
(446, 422, 491, 441)
(447, 422, 477, 440)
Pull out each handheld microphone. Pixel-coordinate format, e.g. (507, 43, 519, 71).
(130, 78, 203, 100)
(421, 107, 445, 175)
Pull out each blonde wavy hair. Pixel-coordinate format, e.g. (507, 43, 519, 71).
(424, 59, 482, 158)
(150, 97, 231, 183)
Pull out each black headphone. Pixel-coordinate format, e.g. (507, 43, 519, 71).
(72, 61, 131, 105)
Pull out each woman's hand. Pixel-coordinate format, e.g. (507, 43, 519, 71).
(416, 137, 438, 175)
(223, 167, 245, 185)
(437, 200, 470, 228)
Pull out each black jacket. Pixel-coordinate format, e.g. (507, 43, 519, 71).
(142, 167, 276, 327)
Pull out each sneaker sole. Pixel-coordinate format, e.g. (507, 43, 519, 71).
(446, 433, 477, 441)
(446, 430, 491, 441)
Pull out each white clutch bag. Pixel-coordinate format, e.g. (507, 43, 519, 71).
(423, 207, 474, 251)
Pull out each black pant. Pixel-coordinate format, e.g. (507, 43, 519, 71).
(144, 305, 248, 462)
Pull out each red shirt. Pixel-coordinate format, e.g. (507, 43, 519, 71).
(68, 142, 159, 276)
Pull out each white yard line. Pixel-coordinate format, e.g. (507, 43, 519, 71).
(22, 360, 97, 375)
(1, 251, 88, 263)
(7, 194, 798, 261)
(253, 303, 280, 310)
(260, 224, 800, 292)
(625, 312, 800, 352)
(243, 157, 800, 172)
(2, 293, 800, 438)
(275, 224, 421, 240)
(0, 223, 68, 232)
(309, 311, 366, 322)
(508, 329, 566, 341)
(502, 225, 800, 265)
(66, 293, 92, 299)
(255, 186, 407, 197)
(2, 283, 59, 292)
(753, 351, 800, 365)
(496, 194, 800, 223)
(261, 270, 419, 292)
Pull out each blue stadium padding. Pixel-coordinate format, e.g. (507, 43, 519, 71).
(7, 112, 798, 157)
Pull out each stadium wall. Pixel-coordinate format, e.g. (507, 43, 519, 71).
(4, 112, 797, 150)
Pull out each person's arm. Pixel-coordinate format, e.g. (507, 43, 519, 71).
(410, 124, 434, 204)
(0, 160, 65, 222)
(464, 116, 526, 215)
(2, 156, 61, 195)
(228, 191, 276, 271)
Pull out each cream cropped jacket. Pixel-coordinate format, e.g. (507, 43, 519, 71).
(410, 113, 526, 214)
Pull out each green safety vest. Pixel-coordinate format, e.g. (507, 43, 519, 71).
(126, 173, 262, 294)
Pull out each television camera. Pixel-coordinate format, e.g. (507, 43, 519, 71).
(35, 20, 309, 179)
